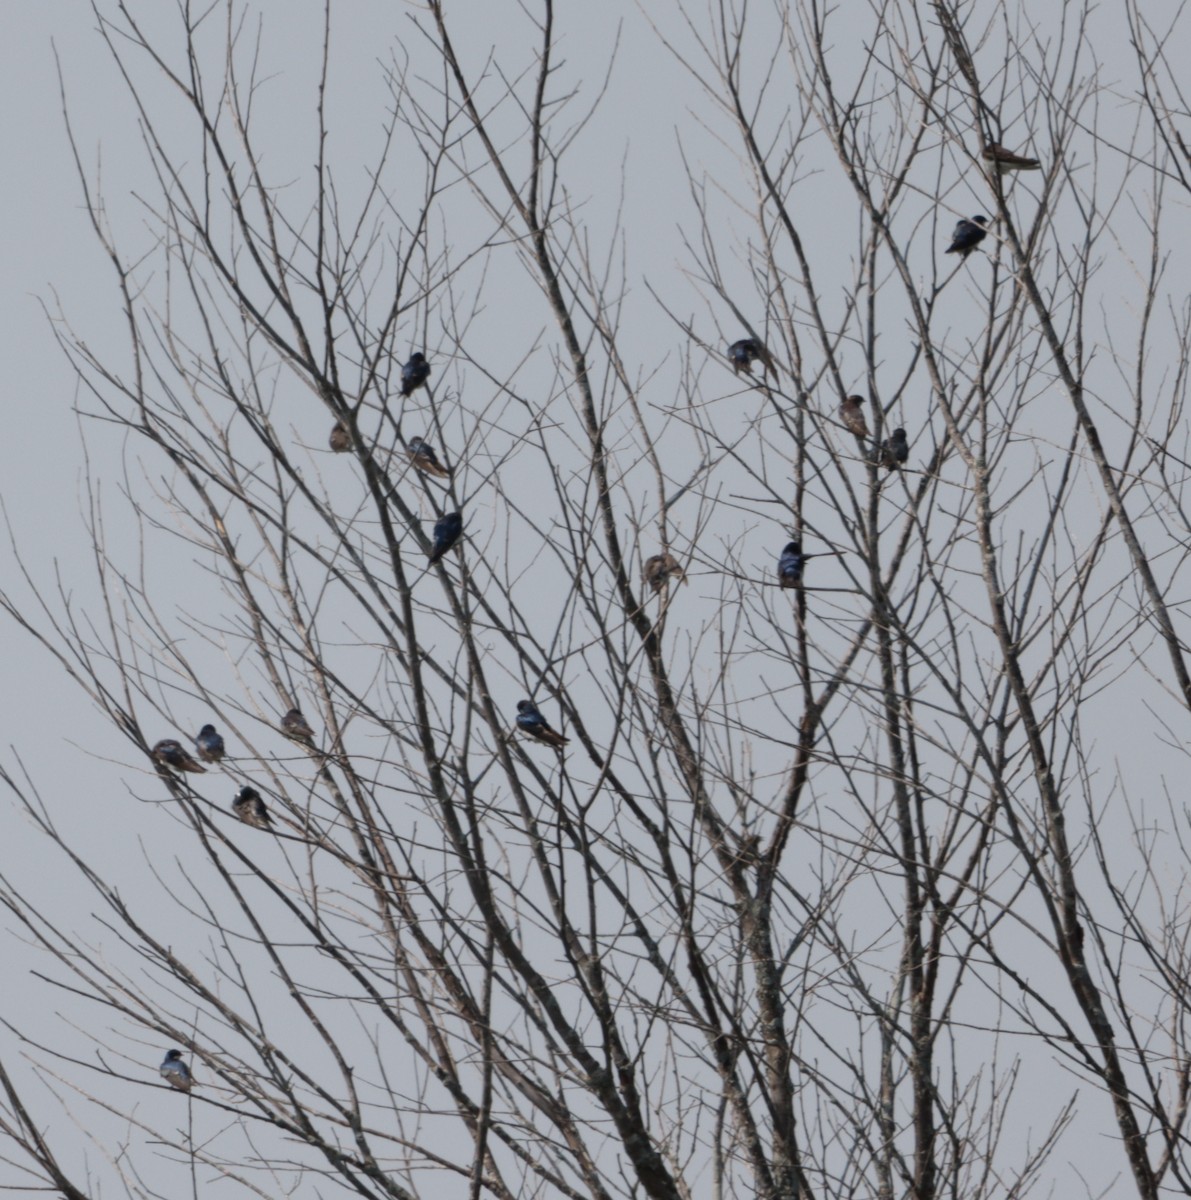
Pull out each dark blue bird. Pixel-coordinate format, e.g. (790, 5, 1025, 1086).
(194, 724, 225, 764)
(406, 437, 451, 478)
(232, 785, 274, 829)
(516, 699, 569, 748)
(428, 511, 463, 564)
(400, 352, 431, 397)
(152, 739, 206, 774)
(877, 427, 909, 470)
(945, 216, 989, 258)
(281, 708, 315, 742)
(778, 542, 807, 589)
(159, 1049, 193, 1092)
(727, 337, 774, 377)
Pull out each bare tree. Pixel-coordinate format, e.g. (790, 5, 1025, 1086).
(3, 1, 1191, 1197)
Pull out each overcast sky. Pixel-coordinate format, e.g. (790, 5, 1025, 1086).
(3, 4, 1190, 1197)
(0, 4, 705, 1188)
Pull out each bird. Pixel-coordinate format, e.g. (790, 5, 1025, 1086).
(281, 708, 315, 742)
(406, 437, 451, 478)
(159, 1049, 193, 1092)
(727, 337, 774, 378)
(982, 142, 1041, 173)
(232, 786, 274, 830)
(877, 428, 909, 470)
(329, 422, 351, 452)
(839, 395, 870, 439)
(644, 552, 685, 593)
(194, 724, 225, 764)
(945, 215, 989, 258)
(778, 542, 807, 589)
(516, 699, 569, 748)
(428, 511, 463, 564)
(400, 352, 431, 397)
(152, 739, 206, 774)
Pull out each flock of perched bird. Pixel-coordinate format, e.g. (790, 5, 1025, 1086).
(735, 141, 1041, 589)
(148, 326, 596, 845)
(151, 140, 1042, 1090)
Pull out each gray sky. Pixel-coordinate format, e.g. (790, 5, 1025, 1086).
(0, 4, 704, 1190)
(2, 3, 1189, 1196)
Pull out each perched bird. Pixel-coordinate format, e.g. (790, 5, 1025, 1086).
(194, 724, 225, 764)
(945, 215, 989, 258)
(406, 437, 451, 479)
(152, 739, 206, 774)
(281, 708, 316, 743)
(839, 395, 870, 439)
(644, 552, 685, 593)
(329, 422, 351, 452)
(778, 542, 807, 589)
(516, 699, 569, 748)
(400, 352, 431, 397)
(727, 337, 774, 377)
(428, 511, 463, 564)
(982, 142, 1041, 174)
(232, 785, 274, 830)
(878, 428, 909, 470)
(159, 1049, 193, 1092)
(732, 831, 762, 866)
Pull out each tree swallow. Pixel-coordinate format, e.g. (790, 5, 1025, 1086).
(643, 552, 685, 593)
(516, 699, 569, 748)
(194, 724, 225, 764)
(159, 1049, 193, 1091)
(778, 542, 807, 589)
(232, 786, 274, 829)
(878, 428, 909, 470)
(982, 142, 1041, 173)
(281, 708, 315, 742)
(400, 352, 431, 397)
(945, 215, 989, 258)
(152, 739, 206, 774)
(406, 437, 451, 478)
(727, 337, 774, 377)
(428, 511, 463, 564)
(839, 395, 870, 439)
(329, 422, 351, 452)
